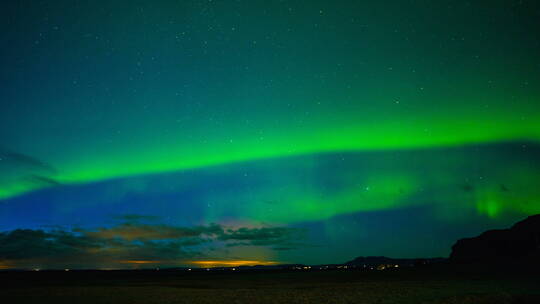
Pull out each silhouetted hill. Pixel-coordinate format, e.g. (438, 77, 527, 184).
(450, 214, 540, 264)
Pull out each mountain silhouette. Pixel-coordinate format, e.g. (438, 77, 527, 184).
(450, 214, 540, 263)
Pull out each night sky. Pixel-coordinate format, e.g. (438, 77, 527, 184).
(1, 0, 540, 269)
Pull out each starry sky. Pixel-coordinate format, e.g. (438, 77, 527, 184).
(1, 0, 540, 269)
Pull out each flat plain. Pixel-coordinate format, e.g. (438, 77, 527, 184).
(1, 267, 539, 304)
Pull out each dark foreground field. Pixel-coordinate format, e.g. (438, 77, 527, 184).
(1, 267, 539, 304)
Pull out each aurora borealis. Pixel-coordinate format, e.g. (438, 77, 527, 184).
(1, 0, 540, 269)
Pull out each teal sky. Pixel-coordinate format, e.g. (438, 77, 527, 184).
(0, 0, 539, 269)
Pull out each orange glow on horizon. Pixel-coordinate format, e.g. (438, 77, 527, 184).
(188, 260, 279, 267)
(0, 260, 13, 269)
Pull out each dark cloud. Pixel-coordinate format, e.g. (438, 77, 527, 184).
(272, 247, 295, 251)
(111, 214, 161, 222)
(460, 183, 474, 193)
(0, 149, 56, 174)
(0, 222, 305, 269)
(0, 148, 59, 198)
(0, 229, 102, 260)
(218, 227, 306, 246)
(0, 227, 200, 268)
(79, 223, 223, 241)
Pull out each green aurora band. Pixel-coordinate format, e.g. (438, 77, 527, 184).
(1, 0, 540, 225)
(2, 110, 539, 200)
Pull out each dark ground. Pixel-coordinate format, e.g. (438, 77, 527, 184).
(1, 266, 539, 304)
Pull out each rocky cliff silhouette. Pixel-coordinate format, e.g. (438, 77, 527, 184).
(450, 214, 540, 263)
